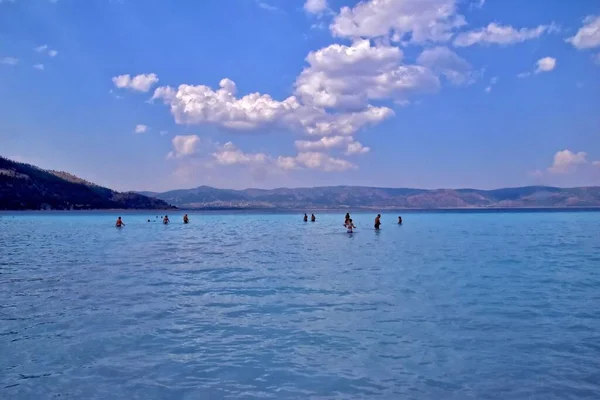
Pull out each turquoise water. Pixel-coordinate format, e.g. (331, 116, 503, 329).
(1, 211, 599, 399)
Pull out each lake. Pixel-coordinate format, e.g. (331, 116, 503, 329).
(1, 211, 599, 399)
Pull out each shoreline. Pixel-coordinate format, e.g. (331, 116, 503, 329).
(2, 206, 600, 214)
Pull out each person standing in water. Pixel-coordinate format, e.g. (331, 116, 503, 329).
(374, 214, 381, 230)
(183, 214, 189, 224)
(163, 215, 170, 224)
(116, 216, 125, 227)
(303, 214, 308, 222)
(346, 218, 356, 233)
(344, 213, 351, 227)
(398, 216, 402, 225)
(311, 214, 316, 222)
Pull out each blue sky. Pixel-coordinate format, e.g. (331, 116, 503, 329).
(1, 0, 599, 192)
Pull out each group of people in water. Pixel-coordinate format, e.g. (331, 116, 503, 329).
(116, 214, 190, 227)
(117, 213, 403, 231)
(303, 212, 403, 233)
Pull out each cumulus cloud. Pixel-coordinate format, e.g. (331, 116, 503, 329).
(304, 0, 327, 14)
(548, 149, 589, 174)
(295, 136, 352, 152)
(294, 136, 370, 156)
(167, 135, 201, 159)
(33, 63, 44, 71)
(566, 15, 600, 49)
(112, 73, 159, 92)
(34, 44, 58, 57)
(278, 152, 356, 171)
(454, 23, 557, 47)
(212, 142, 269, 166)
(134, 124, 148, 134)
(535, 57, 556, 73)
(518, 57, 556, 78)
(295, 39, 440, 109)
(295, 152, 356, 171)
(416, 46, 476, 85)
(1, 57, 18, 65)
(330, 0, 466, 44)
(345, 141, 370, 155)
(152, 78, 394, 137)
(205, 141, 357, 172)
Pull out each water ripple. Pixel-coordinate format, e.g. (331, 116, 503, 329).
(1, 211, 600, 399)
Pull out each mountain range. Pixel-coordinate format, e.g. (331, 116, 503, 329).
(140, 185, 600, 210)
(0, 156, 174, 210)
(2, 156, 599, 210)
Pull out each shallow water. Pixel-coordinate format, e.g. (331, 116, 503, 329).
(1, 211, 599, 399)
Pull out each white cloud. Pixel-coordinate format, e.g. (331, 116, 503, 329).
(152, 78, 394, 137)
(33, 63, 44, 71)
(304, 0, 327, 14)
(134, 124, 148, 134)
(112, 73, 159, 92)
(278, 152, 356, 171)
(34, 44, 58, 57)
(548, 149, 588, 174)
(294, 135, 370, 156)
(159, 130, 169, 136)
(295, 152, 356, 171)
(416, 46, 475, 85)
(167, 135, 201, 159)
(295, 39, 440, 109)
(345, 141, 370, 155)
(1, 57, 18, 65)
(330, 0, 466, 44)
(535, 57, 556, 74)
(257, 1, 278, 12)
(593, 161, 600, 167)
(295, 135, 352, 152)
(566, 15, 600, 49)
(454, 23, 556, 47)
(276, 156, 298, 170)
(212, 142, 269, 166)
(518, 57, 556, 78)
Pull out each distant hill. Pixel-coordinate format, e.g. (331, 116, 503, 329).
(0, 156, 175, 210)
(142, 185, 600, 210)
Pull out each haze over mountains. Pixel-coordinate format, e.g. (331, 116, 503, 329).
(141, 185, 600, 210)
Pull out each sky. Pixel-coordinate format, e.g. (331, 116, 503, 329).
(1, 0, 599, 192)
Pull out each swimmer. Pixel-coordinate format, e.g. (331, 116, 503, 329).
(311, 213, 316, 222)
(163, 215, 170, 224)
(398, 216, 402, 225)
(374, 214, 381, 230)
(346, 218, 356, 233)
(183, 214, 189, 224)
(116, 216, 125, 227)
(303, 213, 308, 222)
